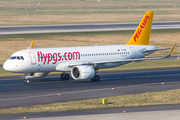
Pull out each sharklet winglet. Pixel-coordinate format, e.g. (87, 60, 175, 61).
(27, 40, 35, 49)
(166, 43, 177, 57)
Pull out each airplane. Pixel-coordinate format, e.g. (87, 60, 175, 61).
(3, 11, 177, 84)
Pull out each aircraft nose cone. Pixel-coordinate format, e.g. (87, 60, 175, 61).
(3, 61, 10, 71)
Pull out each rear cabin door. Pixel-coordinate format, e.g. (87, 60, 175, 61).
(129, 46, 136, 59)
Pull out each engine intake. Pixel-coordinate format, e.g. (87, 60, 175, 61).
(71, 66, 95, 80)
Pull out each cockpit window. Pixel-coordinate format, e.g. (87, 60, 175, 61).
(17, 56, 20, 60)
(20, 56, 24, 60)
(9, 56, 24, 60)
(11, 56, 16, 60)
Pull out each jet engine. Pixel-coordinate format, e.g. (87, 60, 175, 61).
(26, 72, 49, 78)
(71, 66, 95, 80)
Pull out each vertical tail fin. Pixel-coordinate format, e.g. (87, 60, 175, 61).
(126, 11, 154, 45)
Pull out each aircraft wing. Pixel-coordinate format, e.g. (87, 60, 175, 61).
(93, 43, 177, 64)
(68, 43, 177, 67)
(142, 48, 171, 52)
(69, 62, 94, 67)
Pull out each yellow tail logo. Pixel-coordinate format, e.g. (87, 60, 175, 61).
(126, 11, 154, 45)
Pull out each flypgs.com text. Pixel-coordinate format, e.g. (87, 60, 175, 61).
(37, 51, 80, 65)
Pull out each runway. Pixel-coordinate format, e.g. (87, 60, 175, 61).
(0, 67, 180, 109)
(0, 21, 180, 35)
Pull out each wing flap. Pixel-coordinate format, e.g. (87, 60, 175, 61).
(142, 48, 171, 52)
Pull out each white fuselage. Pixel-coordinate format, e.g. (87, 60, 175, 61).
(3, 45, 157, 73)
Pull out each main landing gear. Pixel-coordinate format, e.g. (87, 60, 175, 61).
(60, 73, 70, 80)
(91, 75, 100, 82)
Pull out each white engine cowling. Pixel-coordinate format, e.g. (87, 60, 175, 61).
(27, 72, 49, 78)
(71, 66, 95, 80)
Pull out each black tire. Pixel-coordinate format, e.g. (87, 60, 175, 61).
(65, 74, 70, 80)
(24, 80, 27, 83)
(91, 78, 95, 81)
(91, 75, 100, 82)
(24, 80, 30, 84)
(60, 74, 64, 80)
(95, 75, 100, 81)
(60, 74, 70, 80)
(27, 80, 29, 83)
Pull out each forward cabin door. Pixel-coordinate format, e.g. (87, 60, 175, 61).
(29, 51, 41, 71)
(29, 52, 36, 65)
(129, 46, 136, 59)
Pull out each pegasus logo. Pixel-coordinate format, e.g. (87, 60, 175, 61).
(133, 14, 150, 42)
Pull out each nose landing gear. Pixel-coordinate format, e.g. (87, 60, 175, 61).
(24, 79, 29, 84)
(24, 73, 30, 84)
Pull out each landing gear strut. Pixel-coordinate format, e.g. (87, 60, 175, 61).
(24, 73, 30, 84)
(91, 75, 100, 82)
(60, 73, 70, 80)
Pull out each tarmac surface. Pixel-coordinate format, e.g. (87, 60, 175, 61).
(0, 21, 180, 34)
(1, 105, 180, 120)
(0, 67, 180, 109)
(1, 67, 180, 119)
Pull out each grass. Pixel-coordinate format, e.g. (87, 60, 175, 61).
(1, 29, 180, 65)
(0, 0, 180, 25)
(1, 89, 180, 114)
(101, 59, 180, 71)
(1, 59, 180, 77)
(0, 68, 23, 76)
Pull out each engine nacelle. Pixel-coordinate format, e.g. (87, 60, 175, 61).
(71, 66, 95, 80)
(27, 72, 49, 78)
(56, 62, 71, 72)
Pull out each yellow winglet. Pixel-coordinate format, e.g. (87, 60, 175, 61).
(28, 40, 34, 49)
(166, 43, 177, 57)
